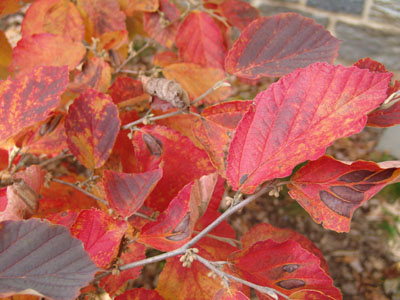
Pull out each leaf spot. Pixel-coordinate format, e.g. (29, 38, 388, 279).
(276, 279, 305, 290)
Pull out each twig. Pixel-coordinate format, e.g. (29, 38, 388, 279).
(113, 40, 153, 75)
(93, 184, 272, 282)
(195, 254, 288, 300)
(51, 177, 108, 206)
(193, 231, 241, 247)
(121, 110, 183, 130)
(40, 152, 72, 167)
(192, 76, 230, 105)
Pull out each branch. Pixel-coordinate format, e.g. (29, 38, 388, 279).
(93, 184, 272, 283)
(121, 109, 183, 130)
(195, 254, 289, 300)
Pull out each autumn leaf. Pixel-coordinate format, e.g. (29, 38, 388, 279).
(228, 239, 342, 299)
(288, 155, 400, 232)
(0, 30, 12, 79)
(0, 0, 21, 17)
(9, 33, 86, 75)
(240, 223, 329, 274)
(163, 63, 231, 105)
(176, 11, 226, 69)
(100, 242, 146, 296)
(225, 13, 340, 79)
(123, 0, 159, 14)
(193, 100, 252, 177)
(218, 0, 260, 30)
(70, 208, 127, 268)
(213, 289, 250, 300)
(0, 219, 98, 300)
(21, 0, 85, 42)
(143, 0, 180, 49)
(65, 88, 120, 169)
(115, 288, 163, 300)
(108, 76, 144, 105)
(153, 51, 179, 67)
(0, 65, 68, 145)
(353, 57, 388, 73)
(227, 62, 392, 193)
(69, 56, 112, 94)
(131, 125, 215, 211)
(77, 0, 127, 49)
(103, 168, 162, 218)
(138, 173, 218, 251)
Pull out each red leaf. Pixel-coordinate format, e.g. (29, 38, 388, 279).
(176, 11, 226, 69)
(153, 51, 180, 67)
(227, 62, 392, 193)
(289, 290, 337, 299)
(143, 0, 180, 49)
(65, 88, 120, 169)
(138, 173, 218, 251)
(100, 242, 146, 296)
(103, 168, 162, 217)
(0, 66, 68, 145)
(214, 289, 250, 300)
(69, 56, 112, 94)
(219, 0, 259, 30)
(0, 219, 98, 300)
(367, 80, 400, 127)
(193, 100, 252, 177)
(77, 0, 127, 49)
(225, 13, 340, 79)
(108, 76, 144, 105)
(115, 288, 163, 300)
(240, 223, 329, 274)
(131, 125, 215, 211)
(353, 57, 388, 73)
(228, 240, 342, 299)
(9, 33, 86, 75)
(70, 208, 127, 268)
(21, 0, 85, 42)
(288, 155, 400, 232)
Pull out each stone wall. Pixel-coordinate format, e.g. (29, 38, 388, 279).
(251, 0, 400, 73)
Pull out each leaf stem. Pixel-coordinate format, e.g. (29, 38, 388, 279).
(195, 254, 289, 300)
(121, 110, 183, 130)
(192, 76, 230, 105)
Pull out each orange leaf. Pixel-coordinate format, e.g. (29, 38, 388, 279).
(153, 51, 179, 67)
(77, 0, 127, 49)
(0, 30, 12, 79)
(193, 100, 252, 177)
(103, 168, 162, 217)
(69, 56, 112, 94)
(213, 289, 250, 300)
(123, 0, 159, 14)
(0, 66, 68, 145)
(227, 62, 392, 193)
(225, 13, 340, 79)
(0, 0, 21, 17)
(70, 208, 127, 268)
(100, 242, 146, 296)
(163, 63, 231, 105)
(288, 155, 400, 232)
(131, 125, 215, 211)
(9, 33, 86, 75)
(21, 0, 85, 42)
(176, 11, 226, 69)
(65, 89, 121, 169)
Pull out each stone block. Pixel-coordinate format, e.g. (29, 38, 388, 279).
(307, 0, 364, 15)
(335, 21, 400, 70)
(369, 0, 400, 27)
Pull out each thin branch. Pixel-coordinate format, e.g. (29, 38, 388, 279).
(113, 40, 153, 75)
(51, 178, 108, 206)
(192, 76, 230, 105)
(193, 231, 241, 247)
(121, 110, 183, 130)
(98, 185, 272, 278)
(195, 254, 289, 300)
(40, 152, 72, 167)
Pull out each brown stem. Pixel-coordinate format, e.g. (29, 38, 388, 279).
(121, 110, 183, 130)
